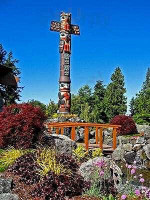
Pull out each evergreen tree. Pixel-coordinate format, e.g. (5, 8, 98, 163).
(46, 100, 58, 117)
(0, 44, 22, 105)
(28, 99, 46, 113)
(104, 67, 127, 121)
(90, 80, 108, 123)
(131, 68, 150, 124)
(129, 97, 135, 116)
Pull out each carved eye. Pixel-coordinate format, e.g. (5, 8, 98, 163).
(61, 32, 66, 37)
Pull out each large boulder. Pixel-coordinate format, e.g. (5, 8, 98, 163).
(79, 157, 123, 190)
(0, 178, 12, 194)
(112, 145, 125, 161)
(143, 144, 150, 160)
(0, 193, 19, 200)
(38, 133, 77, 155)
(136, 124, 150, 139)
(124, 151, 136, 164)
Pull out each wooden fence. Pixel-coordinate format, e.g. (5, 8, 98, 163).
(46, 122, 121, 151)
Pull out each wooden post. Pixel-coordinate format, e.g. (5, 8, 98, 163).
(113, 128, 117, 150)
(84, 126, 89, 151)
(61, 127, 64, 135)
(56, 128, 59, 134)
(99, 127, 103, 149)
(71, 126, 76, 141)
(95, 127, 99, 144)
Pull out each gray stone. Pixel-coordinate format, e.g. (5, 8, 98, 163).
(147, 139, 150, 144)
(0, 193, 19, 200)
(143, 144, 150, 160)
(112, 145, 125, 161)
(79, 157, 111, 182)
(103, 129, 111, 137)
(38, 133, 76, 155)
(90, 130, 95, 136)
(133, 144, 142, 151)
(118, 136, 130, 145)
(79, 157, 123, 190)
(136, 136, 145, 144)
(89, 139, 96, 144)
(124, 151, 136, 164)
(0, 178, 12, 194)
(136, 124, 150, 138)
(123, 143, 133, 152)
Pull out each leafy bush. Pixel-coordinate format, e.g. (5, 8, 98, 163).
(0, 147, 31, 172)
(133, 113, 150, 125)
(110, 115, 137, 135)
(0, 103, 47, 149)
(8, 152, 40, 185)
(36, 148, 68, 177)
(31, 171, 90, 200)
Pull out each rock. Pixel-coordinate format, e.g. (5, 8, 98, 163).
(136, 124, 150, 139)
(124, 151, 136, 164)
(0, 193, 19, 200)
(112, 145, 125, 161)
(38, 133, 77, 155)
(79, 157, 123, 190)
(133, 144, 142, 151)
(147, 139, 150, 144)
(79, 157, 111, 182)
(89, 139, 96, 144)
(103, 129, 112, 137)
(136, 137, 145, 144)
(0, 178, 12, 194)
(123, 144, 133, 152)
(143, 144, 150, 160)
(118, 136, 130, 145)
(90, 130, 95, 136)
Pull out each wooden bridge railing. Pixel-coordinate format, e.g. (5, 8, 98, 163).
(46, 122, 121, 151)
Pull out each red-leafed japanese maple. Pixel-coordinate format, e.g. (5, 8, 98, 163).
(110, 115, 137, 135)
(0, 103, 47, 149)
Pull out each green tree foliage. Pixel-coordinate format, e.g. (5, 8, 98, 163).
(130, 68, 150, 125)
(0, 44, 22, 105)
(104, 67, 127, 121)
(71, 85, 92, 121)
(46, 100, 58, 118)
(28, 99, 46, 113)
(90, 81, 108, 123)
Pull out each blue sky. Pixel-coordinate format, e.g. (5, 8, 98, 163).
(0, 0, 150, 111)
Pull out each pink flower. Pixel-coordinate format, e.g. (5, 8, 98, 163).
(134, 161, 136, 164)
(128, 165, 132, 169)
(131, 169, 136, 174)
(132, 165, 137, 169)
(121, 194, 127, 199)
(140, 178, 145, 183)
(133, 176, 137, 179)
(139, 174, 143, 177)
(125, 164, 128, 167)
(135, 189, 141, 196)
(99, 171, 104, 176)
(94, 159, 106, 168)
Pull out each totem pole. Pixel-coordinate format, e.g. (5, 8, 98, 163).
(50, 12, 80, 113)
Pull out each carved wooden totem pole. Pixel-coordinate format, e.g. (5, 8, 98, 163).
(50, 12, 80, 113)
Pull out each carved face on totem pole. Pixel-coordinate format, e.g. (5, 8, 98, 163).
(58, 82, 71, 112)
(59, 12, 71, 54)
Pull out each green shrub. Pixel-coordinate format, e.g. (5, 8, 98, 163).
(0, 147, 31, 172)
(133, 113, 150, 125)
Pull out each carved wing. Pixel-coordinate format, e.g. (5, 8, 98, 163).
(71, 25, 80, 35)
(50, 21, 61, 32)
